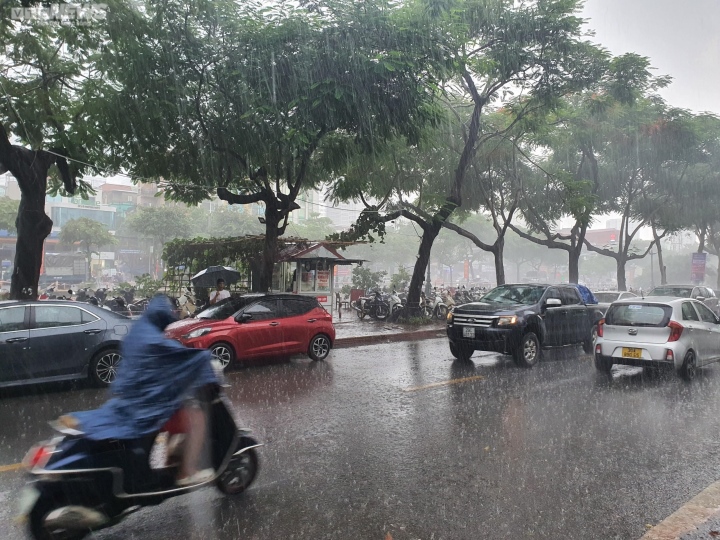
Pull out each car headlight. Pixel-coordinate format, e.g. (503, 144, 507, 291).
(182, 327, 213, 340)
(497, 316, 518, 326)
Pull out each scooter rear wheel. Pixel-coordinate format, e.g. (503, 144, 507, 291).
(28, 495, 89, 540)
(216, 448, 259, 495)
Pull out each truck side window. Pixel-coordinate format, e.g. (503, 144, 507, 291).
(560, 288, 581, 305)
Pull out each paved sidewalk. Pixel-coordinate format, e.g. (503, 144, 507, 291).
(641, 481, 720, 540)
(332, 310, 446, 347)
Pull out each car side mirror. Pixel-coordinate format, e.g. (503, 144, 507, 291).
(696, 296, 706, 302)
(235, 313, 252, 323)
(545, 298, 562, 307)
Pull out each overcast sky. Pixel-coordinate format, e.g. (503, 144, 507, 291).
(581, 0, 720, 115)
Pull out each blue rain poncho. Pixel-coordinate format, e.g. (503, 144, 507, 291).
(574, 284, 599, 305)
(71, 296, 218, 441)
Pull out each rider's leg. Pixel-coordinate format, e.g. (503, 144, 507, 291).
(178, 406, 206, 479)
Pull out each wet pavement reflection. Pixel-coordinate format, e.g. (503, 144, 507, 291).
(1, 339, 719, 539)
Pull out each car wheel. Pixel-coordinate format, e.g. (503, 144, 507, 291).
(513, 332, 540, 368)
(90, 349, 122, 387)
(449, 342, 473, 362)
(308, 334, 332, 361)
(582, 325, 598, 354)
(678, 350, 697, 381)
(594, 354, 613, 373)
(210, 342, 235, 370)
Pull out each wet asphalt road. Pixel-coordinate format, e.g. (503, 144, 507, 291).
(2, 338, 720, 539)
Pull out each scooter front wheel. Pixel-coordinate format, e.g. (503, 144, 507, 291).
(216, 448, 259, 495)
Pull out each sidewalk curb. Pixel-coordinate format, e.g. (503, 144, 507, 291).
(334, 328, 445, 349)
(641, 481, 720, 540)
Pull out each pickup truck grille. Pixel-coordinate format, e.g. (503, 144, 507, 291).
(453, 315, 497, 328)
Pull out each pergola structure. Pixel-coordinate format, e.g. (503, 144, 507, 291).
(162, 235, 362, 307)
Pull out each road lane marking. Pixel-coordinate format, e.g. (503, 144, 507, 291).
(642, 480, 720, 539)
(0, 463, 23, 474)
(403, 375, 485, 392)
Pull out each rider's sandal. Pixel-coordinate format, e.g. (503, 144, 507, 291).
(176, 468, 214, 487)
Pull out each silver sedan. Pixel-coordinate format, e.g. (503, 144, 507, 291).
(594, 296, 720, 380)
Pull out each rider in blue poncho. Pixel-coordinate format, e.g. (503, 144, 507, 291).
(67, 295, 218, 485)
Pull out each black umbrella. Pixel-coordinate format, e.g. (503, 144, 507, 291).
(191, 265, 242, 288)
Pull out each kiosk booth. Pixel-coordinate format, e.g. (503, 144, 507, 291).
(271, 242, 363, 317)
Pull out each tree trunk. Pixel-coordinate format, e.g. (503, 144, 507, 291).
(568, 247, 581, 284)
(406, 226, 440, 312)
(656, 243, 666, 285)
(405, 201, 458, 310)
(616, 257, 627, 291)
(493, 240, 506, 286)
(259, 211, 280, 292)
(11, 196, 52, 299)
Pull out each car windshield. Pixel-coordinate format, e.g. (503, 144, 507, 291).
(605, 303, 673, 327)
(196, 296, 258, 320)
(595, 292, 620, 303)
(480, 285, 546, 305)
(648, 287, 693, 298)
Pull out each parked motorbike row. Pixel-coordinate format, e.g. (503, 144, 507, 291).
(60, 286, 205, 319)
(352, 286, 485, 321)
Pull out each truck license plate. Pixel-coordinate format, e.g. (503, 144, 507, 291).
(622, 347, 642, 359)
(463, 327, 474, 338)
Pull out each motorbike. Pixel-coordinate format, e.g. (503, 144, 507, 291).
(18, 383, 261, 540)
(388, 289, 404, 315)
(424, 288, 449, 319)
(352, 289, 390, 320)
(177, 288, 202, 319)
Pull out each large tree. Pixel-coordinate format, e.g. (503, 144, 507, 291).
(59, 218, 117, 281)
(125, 206, 195, 274)
(331, 0, 605, 311)
(0, 4, 106, 299)
(93, 0, 443, 292)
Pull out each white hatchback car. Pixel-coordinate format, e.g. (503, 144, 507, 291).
(594, 297, 720, 380)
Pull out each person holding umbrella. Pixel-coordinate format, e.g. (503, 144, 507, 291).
(209, 278, 230, 305)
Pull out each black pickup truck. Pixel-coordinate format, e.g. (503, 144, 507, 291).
(446, 284, 605, 367)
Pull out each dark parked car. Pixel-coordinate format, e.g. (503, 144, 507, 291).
(647, 285, 720, 315)
(165, 293, 335, 368)
(0, 300, 131, 389)
(447, 284, 605, 367)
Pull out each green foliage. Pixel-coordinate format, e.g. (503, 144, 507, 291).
(351, 266, 387, 292)
(286, 214, 336, 241)
(125, 206, 194, 245)
(0, 197, 18, 233)
(390, 266, 411, 291)
(59, 218, 117, 254)
(134, 274, 163, 299)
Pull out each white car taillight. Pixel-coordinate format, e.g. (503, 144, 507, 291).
(666, 349, 674, 362)
(595, 344, 601, 355)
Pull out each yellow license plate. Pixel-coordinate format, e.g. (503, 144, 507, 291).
(622, 347, 642, 359)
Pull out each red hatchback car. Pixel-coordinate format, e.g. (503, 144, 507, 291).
(165, 293, 335, 369)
